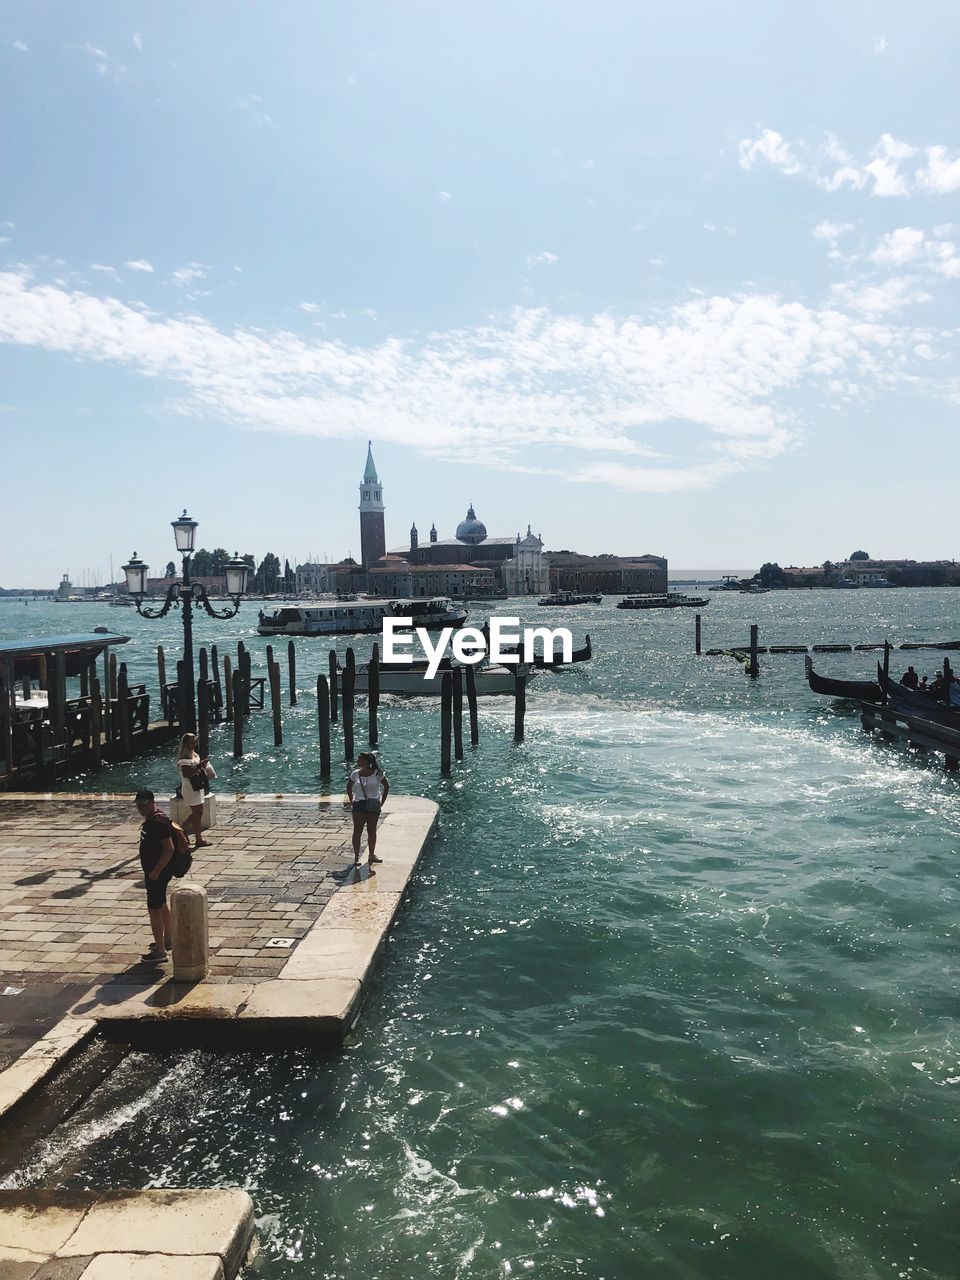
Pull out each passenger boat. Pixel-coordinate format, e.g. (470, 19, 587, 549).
(351, 660, 535, 696)
(805, 655, 881, 702)
(257, 597, 467, 636)
(617, 593, 709, 610)
(538, 591, 602, 606)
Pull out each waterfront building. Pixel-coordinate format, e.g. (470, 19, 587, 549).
(54, 574, 73, 601)
(548, 552, 668, 595)
(358, 442, 386, 570)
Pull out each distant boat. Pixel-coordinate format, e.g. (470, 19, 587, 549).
(538, 591, 602, 606)
(617, 593, 708, 610)
(805, 655, 881, 702)
(257, 596, 467, 637)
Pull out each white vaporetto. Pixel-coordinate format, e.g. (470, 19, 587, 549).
(382, 617, 573, 679)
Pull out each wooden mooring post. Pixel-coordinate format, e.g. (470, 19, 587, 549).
(199, 647, 209, 686)
(198, 679, 210, 758)
(108, 652, 118, 702)
(514, 668, 527, 742)
(465, 662, 479, 746)
(342, 656, 355, 763)
(288, 641, 297, 706)
(240, 645, 252, 718)
(316, 674, 331, 778)
(117, 663, 132, 757)
(368, 644, 379, 747)
(89, 677, 103, 770)
(176, 660, 188, 733)
(270, 659, 283, 747)
(695, 613, 702, 656)
(211, 644, 223, 716)
(232, 669, 244, 758)
(440, 672, 452, 775)
(748, 625, 760, 679)
(882, 640, 891, 702)
(157, 645, 166, 711)
(101, 651, 111, 744)
(453, 667, 464, 761)
(329, 651, 339, 724)
(223, 655, 234, 722)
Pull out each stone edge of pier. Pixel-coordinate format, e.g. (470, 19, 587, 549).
(0, 792, 438, 1127)
(0, 1187, 255, 1279)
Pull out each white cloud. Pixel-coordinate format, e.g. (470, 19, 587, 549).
(0, 270, 938, 494)
(90, 263, 118, 277)
(703, 223, 737, 236)
(871, 227, 925, 266)
(830, 276, 930, 316)
(133, 33, 143, 50)
(812, 221, 854, 244)
(873, 36, 888, 54)
(300, 302, 321, 314)
(916, 146, 960, 194)
(931, 240, 960, 278)
(12, 40, 28, 52)
(740, 129, 960, 199)
(170, 263, 208, 286)
(738, 129, 802, 175)
(438, 191, 452, 202)
(124, 259, 154, 273)
(526, 250, 558, 266)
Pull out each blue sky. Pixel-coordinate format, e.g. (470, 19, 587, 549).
(1, 1, 957, 586)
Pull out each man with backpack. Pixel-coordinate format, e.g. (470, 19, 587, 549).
(135, 788, 190, 963)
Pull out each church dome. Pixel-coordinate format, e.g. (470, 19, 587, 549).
(455, 503, 488, 545)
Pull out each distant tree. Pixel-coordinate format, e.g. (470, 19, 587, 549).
(283, 558, 295, 591)
(241, 553, 256, 570)
(849, 550, 870, 561)
(210, 548, 230, 574)
(758, 561, 787, 588)
(191, 547, 213, 576)
(257, 552, 281, 593)
(164, 561, 176, 579)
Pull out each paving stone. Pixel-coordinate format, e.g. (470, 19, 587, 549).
(58, 1190, 253, 1275)
(78, 1256, 223, 1280)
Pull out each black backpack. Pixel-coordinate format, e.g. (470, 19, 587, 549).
(169, 821, 193, 877)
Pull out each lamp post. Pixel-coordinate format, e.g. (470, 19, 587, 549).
(123, 512, 249, 733)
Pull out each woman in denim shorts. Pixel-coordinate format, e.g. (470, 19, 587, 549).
(347, 752, 390, 871)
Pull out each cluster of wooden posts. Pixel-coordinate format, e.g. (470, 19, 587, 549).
(159, 639, 530, 778)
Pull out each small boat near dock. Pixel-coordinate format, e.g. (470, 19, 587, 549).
(352, 661, 535, 696)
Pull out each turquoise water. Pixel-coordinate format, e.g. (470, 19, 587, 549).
(2, 592, 960, 1278)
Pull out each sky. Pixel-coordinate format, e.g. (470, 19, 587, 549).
(0, 0, 958, 586)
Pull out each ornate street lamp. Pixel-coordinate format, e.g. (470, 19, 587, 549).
(123, 514, 248, 733)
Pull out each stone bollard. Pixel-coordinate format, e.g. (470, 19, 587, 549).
(170, 883, 209, 982)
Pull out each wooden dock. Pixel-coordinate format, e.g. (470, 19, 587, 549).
(860, 702, 960, 772)
(0, 633, 177, 789)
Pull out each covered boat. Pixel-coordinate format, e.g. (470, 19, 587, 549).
(878, 668, 960, 726)
(351, 661, 535, 696)
(805, 655, 881, 702)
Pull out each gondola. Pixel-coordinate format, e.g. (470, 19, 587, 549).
(805, 654, 881, 702)
(497, 634, 593, 668)
(877, 667, 960, 727)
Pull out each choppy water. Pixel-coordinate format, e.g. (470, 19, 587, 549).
(2, 591, 960, 1279)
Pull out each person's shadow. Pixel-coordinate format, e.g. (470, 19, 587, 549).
(16, 855, 140, 899)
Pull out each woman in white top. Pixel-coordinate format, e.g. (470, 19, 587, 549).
(346, 752, 390, 871)
(176, 732, 211, 851)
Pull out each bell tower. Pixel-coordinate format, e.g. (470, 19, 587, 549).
(358, 441, 386, 569)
